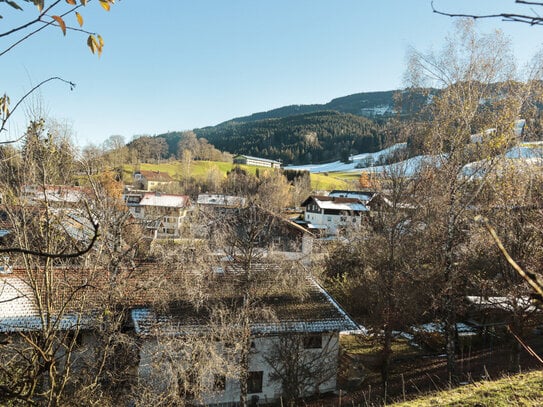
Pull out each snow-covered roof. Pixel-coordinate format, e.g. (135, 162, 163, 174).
(466, 295, 536, 312)
(197, 194, 246, 207)
(329, 190, 375, 202)
(303, 196, 368, 212)
(139, 193, 189, 208)
(0, 275, 93, 332)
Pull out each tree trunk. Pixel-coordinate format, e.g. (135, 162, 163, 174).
(381, 323, 393, 400)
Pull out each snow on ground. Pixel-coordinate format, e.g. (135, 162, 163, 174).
(284, 143, 407, 173)
(285, 140, 543, 178)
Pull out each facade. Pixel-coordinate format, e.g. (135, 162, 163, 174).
(131, 273, 360, 405)
(134, 170, 174, 191)
(301, 195, 369, 235)
(233, 155, 281, 168)
(125, 191, 190, 238)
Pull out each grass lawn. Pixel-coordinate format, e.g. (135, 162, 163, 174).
(391, 370, 543, 406)
(122, 160, 351, 191)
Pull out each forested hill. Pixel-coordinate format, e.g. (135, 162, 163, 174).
(221, 90, 399, 124)
(193, 111, 388, 165)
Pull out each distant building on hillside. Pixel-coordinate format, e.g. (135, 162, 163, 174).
(233, 155, 281, 168)
(134, 170, 174, 191)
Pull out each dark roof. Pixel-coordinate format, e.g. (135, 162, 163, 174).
(131, 263, 359, 336)
(138, 170, 174, 182)
(301, 195, 364, 206)
(0, 262, 360, 335)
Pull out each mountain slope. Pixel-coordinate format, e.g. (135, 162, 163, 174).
(194, 111, 388, 165)
(221, 90, 399, 125)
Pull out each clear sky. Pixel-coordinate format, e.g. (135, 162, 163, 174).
(2, 0, 543, 148)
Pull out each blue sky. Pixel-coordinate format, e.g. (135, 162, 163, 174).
(2, 0, 543, 147)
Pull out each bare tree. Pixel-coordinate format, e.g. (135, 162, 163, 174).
(404, 19, 542, 383)
(263, 333, 337, 405)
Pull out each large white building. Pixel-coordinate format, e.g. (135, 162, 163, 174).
(301, 195, 369, 235)
(233, 155, 281, 168)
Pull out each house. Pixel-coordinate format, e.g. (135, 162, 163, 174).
(22, 185, 88, 206)
(195, 204, 315, 256)
(301, 195, 369, 235)
(125, 191, 191, 239)
(233, 155, 281, 168)
(0, 258, 360, 405)
(464, 295, 539, 332)
(134, 170, 174, 191)
(197, 193, 247, 208)
(130, 264, 360, 405)
(328, 190, 377, 205)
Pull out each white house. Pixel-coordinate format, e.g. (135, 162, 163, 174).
(125, 191, 191, 239)
(301, 195, 369, 235)
(130, 269, 360, 405)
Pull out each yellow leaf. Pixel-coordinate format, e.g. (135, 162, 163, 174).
(87, 34, 97, 54)
(99, 0, 110, 11)
(75, 12, 83, 27)
(80, 0, 87, 5)
(65, 0, 76, 4)
(97, 35, 104, 57)
(33, 0, 44, 12)
(52, 15, 66, 36)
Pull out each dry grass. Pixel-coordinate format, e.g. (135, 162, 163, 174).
(391, 370, 543, 406)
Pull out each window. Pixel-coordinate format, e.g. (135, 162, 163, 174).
(65, 330, 83, 347)
(303, 334, 322, 349)
(213, 374, 226, 391)
(134, 207, 141, 213)
(247, 371, 263, 394)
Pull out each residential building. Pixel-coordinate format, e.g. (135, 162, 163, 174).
(131, 265, 360, 405)
(125, 191, 190, 239)
(134, 170, 174, 191)
(301, 195, 369, 235)
(328, 190, 376, 205)
(197, 193, 247, 208)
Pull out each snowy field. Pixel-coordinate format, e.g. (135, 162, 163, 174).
(285, 140, 543, 177)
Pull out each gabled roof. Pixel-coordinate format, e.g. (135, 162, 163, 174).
(131, 277, 360, 336)
(138, 170, 174, 182)
(23, 185, 88, 204)
(197, 194, 246, 207)
(138, 193, 190, 208)
(329, 190, 376, 202)
(301, 195, 368, 212)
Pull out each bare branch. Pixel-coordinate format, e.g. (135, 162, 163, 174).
(475, 215, 543, 301)
(432, 0, 543, 26)
(0, 76, 75, 137)
(0, 202, 99, 259)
